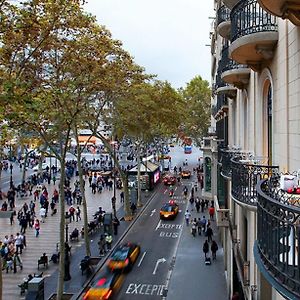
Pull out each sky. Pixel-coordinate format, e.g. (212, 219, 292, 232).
(83, 0, 214, 89)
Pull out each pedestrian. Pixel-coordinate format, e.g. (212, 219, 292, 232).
(197, 218, 202, 236)
(39, 207, 46, 223)
(98, 234, 106, 256)
(34, 219, 40, 237)
(184, 209, 191, 226)
(209, 205, 215, 221)
(206, 225, 213, 242)
(120, 191, 124, 203)
(10, 211, 15, 226)
(69, 206, 75, 222)
(191, 218, 197, 237)
(195, 197, 200, 213)
(203, 240, 209, 258)
(211, 240, 218, 260)
(105, 233, 113, 250)
(76, 206, 81, 222)
(205, 199, 209, 208)
(15, 233, 23, 254)
(112, 217, 120, 235)
(200, 199, 205, 213)
(200, 216, 207, 232)
(183, 186, 188, 198)
(130, 202, 137, 215)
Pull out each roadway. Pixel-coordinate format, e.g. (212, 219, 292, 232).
(114, 178, 193, 299)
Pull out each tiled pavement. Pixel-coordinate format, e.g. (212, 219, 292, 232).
(0, 180, 122, 300)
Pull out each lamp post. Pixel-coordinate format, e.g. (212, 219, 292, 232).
(112, 143, 117, 218)
(64, 223, 71, 281)
(9, 163, 13, 188)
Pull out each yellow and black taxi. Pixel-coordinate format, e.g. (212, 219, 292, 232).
(160, 200, 179, 220)
(163, 175, 177, 186)
(107, 242, 140, 272)
(180, 170, 191, 179)
(83, 269, 124, 300)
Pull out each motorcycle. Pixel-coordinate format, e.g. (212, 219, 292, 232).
(18, 272, 43, 295)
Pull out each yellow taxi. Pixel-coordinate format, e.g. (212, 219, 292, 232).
(83, 270, 124, 300)
(181, 170, 191, 179)
(107, 242, 140, 272)
(160, 200, 179, 220)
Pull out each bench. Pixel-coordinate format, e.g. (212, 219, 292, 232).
(38, 255, 48, 269)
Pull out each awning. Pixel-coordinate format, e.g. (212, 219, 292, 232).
(129, 161, 159, 172)
(78, 135, 97, 145)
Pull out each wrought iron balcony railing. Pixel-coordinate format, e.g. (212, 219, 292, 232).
(219, 45, 248, 75)
(256, 178, 300, 299)
(231, 0, 278, 43)
(231, 157, 279, 207)
(217, 5, 231, 26)
(219, 148, 242, 178)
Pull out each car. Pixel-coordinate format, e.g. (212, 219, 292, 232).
(160, 200, 179, 220)
(181, 170, 191, 179)
(163, 175, 177, 186)
(83, 269, 124, 300)
(107, 242, 140, 272)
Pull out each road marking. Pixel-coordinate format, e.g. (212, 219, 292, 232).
(150, 209, 156, 217)
(153, 258, 166, 275)
(155, 220, 161, 231)
(125, 283, 165, 296)
(159, 231, 179, 239)
(163, 189, 167, 194)
(138, 251, 147, 267)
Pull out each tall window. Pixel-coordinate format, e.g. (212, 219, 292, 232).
(267, 85, 272, 164)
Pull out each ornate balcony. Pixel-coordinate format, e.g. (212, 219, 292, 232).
(218, 148, 243, 179)
(213, 94, 229, 120)
(215, 70, 237, 97)
(217, 5, 231, 39)
(255, 178, 300, 299)
(258, 0, 300, 26)
(229, 0, 278, 72)
(231, 157, 279, 210)
(223, 0, 239, 9)
(219, 46, 251, 89)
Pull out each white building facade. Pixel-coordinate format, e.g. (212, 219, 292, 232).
(204, 1, 300, 299)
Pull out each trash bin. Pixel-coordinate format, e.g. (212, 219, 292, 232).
(26, 277, 44, 300)
(103, 213, 112, 234)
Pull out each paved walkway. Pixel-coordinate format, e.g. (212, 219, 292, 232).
(0, 179, 124, 300)
(166, 187, 228, 299)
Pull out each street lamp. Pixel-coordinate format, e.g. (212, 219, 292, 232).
(9, 163, 13, 188)
(112, 143, 117, 218)
(64, 223, 71, 281)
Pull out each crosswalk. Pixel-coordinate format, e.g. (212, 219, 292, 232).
(0, 182, 121, 300)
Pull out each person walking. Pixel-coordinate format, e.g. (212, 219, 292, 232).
(206, 225, 213, 242)
(200, 199, 205, 213)
(191, 218, 197, 237)
(197, 218, 202, 236)
(112, 217, 120, 235)
(184, 209, 191, 226)
(39, 207, 46, 223)
(211, 240, 218, 260)
(76, 206, 81, 222)
(120, 191, 124, 203)
(98, 234, 106, 256)
(195, 197, 200, 213)
(209, 205, 215, 221)
(203, 240, 209, 259)
(34, 219, 40, 237)
(105, 233, 113, 251)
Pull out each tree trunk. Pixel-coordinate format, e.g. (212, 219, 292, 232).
(0, 255, 2, 300)
(95, 133, 131, 218)
(136, 142, 142, 207)
(74, 127, 91, 256)
(21, 150, 33, 183)
(56, 157, 66, 299)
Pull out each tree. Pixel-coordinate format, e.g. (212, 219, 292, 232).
(179, 76, 211, 146)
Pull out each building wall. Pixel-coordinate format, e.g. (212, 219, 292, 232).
(209, 1, 300, 300)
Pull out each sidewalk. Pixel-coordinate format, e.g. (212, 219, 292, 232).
(0, 177, 149, 300)
(166, 189, 228, 300)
